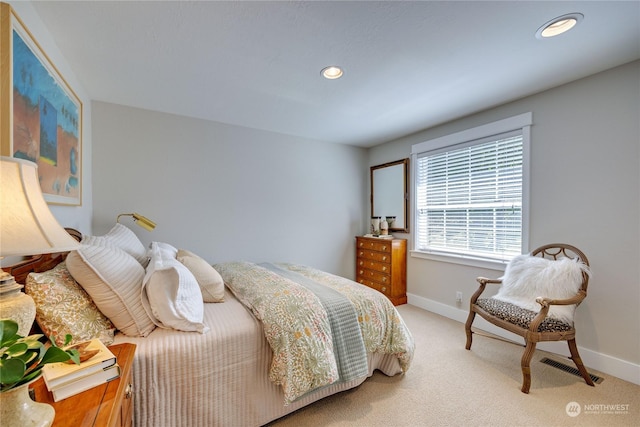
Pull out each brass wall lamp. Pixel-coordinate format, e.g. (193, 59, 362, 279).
(116, 213, 156, 231)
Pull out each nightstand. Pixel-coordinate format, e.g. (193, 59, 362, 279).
(31, 343, 136, 427)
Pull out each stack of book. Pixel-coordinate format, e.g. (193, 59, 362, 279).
(42, 338, 120, 402)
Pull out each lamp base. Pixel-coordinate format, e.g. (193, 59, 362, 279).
(0, 377, 54, 427)
(0, 274, 36, 336)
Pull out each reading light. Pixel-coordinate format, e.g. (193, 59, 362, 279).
(321, 65, 343, 79)
(117, 213, 156, 231)
(0, 157, 81, 335)
(536, 13, 583, 39)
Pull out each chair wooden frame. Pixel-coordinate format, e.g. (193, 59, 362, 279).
(464, 243, 595, 393)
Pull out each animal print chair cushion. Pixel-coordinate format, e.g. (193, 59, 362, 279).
(476, 298, 573, 333)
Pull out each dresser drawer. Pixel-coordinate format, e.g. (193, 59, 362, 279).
(357, 258, 390, 273)
(356, 239, 392, 253)
(120, 380, 134, 427)
(357, 250, 391, 263)
(356, 277, 391, 296)
(357, 268, 390, 285)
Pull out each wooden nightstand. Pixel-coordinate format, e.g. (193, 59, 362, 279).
(31, 343, 136, 427)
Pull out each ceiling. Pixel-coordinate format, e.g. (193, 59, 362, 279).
(29, 1, 640, 148)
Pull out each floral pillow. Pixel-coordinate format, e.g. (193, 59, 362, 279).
(25, 262, 115, 346)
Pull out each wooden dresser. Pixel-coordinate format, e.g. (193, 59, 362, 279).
(355, 236, 407, 305)
(32, 343, 136, 427)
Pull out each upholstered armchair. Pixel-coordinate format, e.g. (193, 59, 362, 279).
(465, 243, 595, 393)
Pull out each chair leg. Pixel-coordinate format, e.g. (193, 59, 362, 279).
(568, 339, 595, 387)
(464, 310, 476, 350)
(520, 341, 537, 393)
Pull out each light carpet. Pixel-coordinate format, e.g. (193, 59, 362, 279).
(268, 304, 639, 426)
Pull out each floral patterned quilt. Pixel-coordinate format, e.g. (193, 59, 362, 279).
(214, 261, 414, 404)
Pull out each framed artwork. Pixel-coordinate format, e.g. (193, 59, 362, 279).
(1, 3, 82, 205)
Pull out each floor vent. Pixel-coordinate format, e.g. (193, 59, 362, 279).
(540, 357, 604, 384)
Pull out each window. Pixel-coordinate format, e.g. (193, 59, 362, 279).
(411, 113, 531, 266)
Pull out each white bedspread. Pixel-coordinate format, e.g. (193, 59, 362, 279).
(114, 288, 406, 426)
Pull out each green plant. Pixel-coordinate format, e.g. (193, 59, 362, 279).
(0, 319, 80, 392)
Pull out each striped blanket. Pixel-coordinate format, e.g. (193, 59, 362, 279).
(215, 261, 414, 404)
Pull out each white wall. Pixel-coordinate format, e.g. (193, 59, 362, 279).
(8, 1, 93, 232)
(91, 102, 368, 277)
(369, 60, 640, 384)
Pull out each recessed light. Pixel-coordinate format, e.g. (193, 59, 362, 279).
(536, 13, 583, 39)
(321, 66, 343, 80)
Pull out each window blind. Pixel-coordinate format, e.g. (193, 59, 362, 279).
(415, 131, 523, 261)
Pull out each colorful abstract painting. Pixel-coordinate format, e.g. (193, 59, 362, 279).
(1, 4, 82, 205)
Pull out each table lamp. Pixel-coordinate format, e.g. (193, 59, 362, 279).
(0, 157, 81, 336)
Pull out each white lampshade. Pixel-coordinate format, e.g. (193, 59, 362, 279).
(1, 157, 81, 336)
(1, 157, 81, 257)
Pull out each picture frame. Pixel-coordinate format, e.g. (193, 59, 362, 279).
(1, 3, 82, 206)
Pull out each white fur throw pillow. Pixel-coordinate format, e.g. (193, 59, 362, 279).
(493, 254, 591, 324)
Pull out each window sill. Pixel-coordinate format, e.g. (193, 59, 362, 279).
(410, 250, 508, 272)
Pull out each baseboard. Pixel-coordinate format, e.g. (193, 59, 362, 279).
(407, 292, 640, 386)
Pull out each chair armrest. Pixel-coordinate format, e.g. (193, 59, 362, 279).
(469, 277, 503, 304)
(477, 277, 502, 286)
(535, 290, 587, 308)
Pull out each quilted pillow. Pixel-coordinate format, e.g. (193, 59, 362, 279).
(66, 244, 155, 337)
(25, 262, 115, 346)
(177, 249, 225, 303)
(141, 243, 208, 333)
(493, 254, 591, 323)
(81, 223, 149, 266)
(154, 241, 178, 260)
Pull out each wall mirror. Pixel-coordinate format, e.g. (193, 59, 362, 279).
(370, 158, 409, 232)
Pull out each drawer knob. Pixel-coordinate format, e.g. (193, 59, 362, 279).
(382, 266, 387, 271)
(125, 383, 133, 399)
(359, 270, 364, 275)
(382, 287, 387, 292)
(382, 256, 387, 261)
(382, 277, 387, 282)
(382, 246, 387, 251)
(359, 261, 363, 266)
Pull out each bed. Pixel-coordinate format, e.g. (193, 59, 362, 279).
(12, 225, 415, 426)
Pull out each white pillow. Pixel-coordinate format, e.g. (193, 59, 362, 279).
(153, 241, 178, 260)
(81, 223, 149, 266)
(176, 249, 225, 303)
(493, 254, 591, 323)
(141, 243, 208, 333)
(66, 244, 156, 337)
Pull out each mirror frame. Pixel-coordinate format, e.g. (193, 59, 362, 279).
(370, 158, 409, 233)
